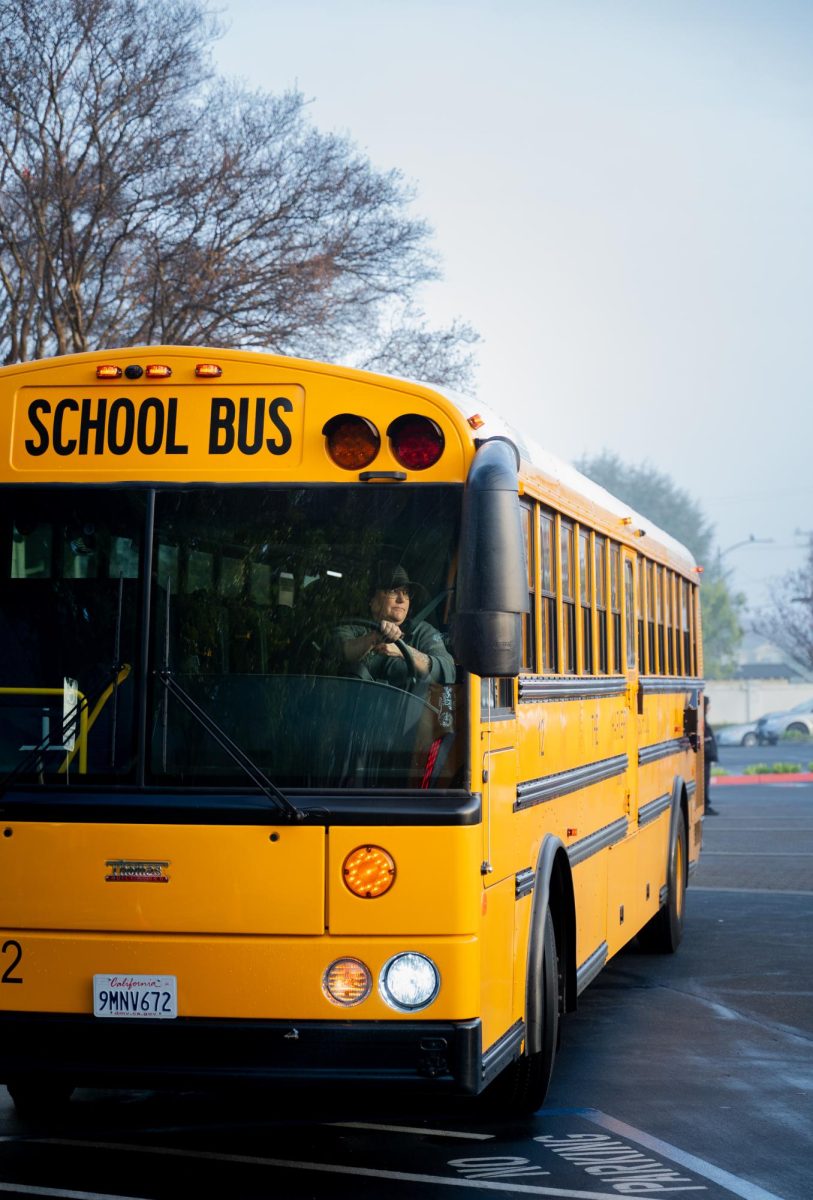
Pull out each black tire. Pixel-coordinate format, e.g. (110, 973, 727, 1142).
(742, 732, 757, 747)
(638, 818, 686, 954)
(6, 1076, 74, 1120)
(787, 723, 808, 736)
(482, 907, 559, 1115)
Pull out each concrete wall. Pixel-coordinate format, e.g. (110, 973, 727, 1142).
(705, 680, 813, 725)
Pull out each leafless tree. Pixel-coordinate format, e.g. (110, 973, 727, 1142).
(752, 537, 813, 671)
(0, 0, 478, 387)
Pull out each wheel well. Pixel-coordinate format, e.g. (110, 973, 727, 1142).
(526, 841, 577, 1049)
(547, 849, 577, 1014)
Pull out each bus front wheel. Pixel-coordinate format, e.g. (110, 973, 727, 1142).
(483, 907, 559, 1115)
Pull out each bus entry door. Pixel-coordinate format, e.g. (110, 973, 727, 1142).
(480, 679, 518, 887)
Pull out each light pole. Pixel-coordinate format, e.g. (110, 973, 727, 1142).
(717, 534, 774, 570)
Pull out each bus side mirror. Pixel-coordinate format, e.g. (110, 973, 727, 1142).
(452, 437, 528, 678)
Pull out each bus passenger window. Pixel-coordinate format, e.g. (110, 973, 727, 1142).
(656, 565, 665, 674)
(625, 559, 636, 670)
(539, 510, 558, 673)
(646, 560, 656, 673)
(10, 523, 53, 579)
(481, 677, 514, 717)
(636, 558, 644, 669)
(560, 521, 576, 674)
(664, 570, 675, 675)
(595, 535, 607, 674)
(520, 502, 536, 672)
(579, 529, 593, 674)
(610, 542, 621, 674)
(681, 580, 690, 674)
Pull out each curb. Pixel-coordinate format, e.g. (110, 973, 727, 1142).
(712, 772, 813, 786)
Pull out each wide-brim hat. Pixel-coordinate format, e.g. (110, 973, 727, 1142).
(371, 562, 423, 596)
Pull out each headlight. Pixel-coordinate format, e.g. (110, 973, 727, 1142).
(379, 952, 440, 1012)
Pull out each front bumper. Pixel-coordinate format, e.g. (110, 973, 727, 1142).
(0, 1012, 483, 1094)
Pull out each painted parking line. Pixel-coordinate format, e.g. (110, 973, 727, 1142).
(0, 1106, 788, 1200)
(542, 1109, 787, 1200)
(0, 1140, 632, 1199)
(0, 1185, 151, 1200)
(331, 1121, 495, 1139)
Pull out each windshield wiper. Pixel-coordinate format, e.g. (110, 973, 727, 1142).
(155, 670, 304, 822)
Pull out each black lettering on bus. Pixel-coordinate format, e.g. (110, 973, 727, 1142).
(24, 399, 51, 455)
(136, 397, 165, 455)
(209, 397, 235, 454)
(79, 397, 107, 455)
(165, 396, 188, 454)
(53, 398, 79, 456)
(237, 396, 266, 454)
(266, 396, 293, 455)
(1, 939, 23, 984)
(107, 397, 135, 455)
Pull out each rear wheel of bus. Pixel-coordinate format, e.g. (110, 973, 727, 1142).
(638, 817, 687, 954)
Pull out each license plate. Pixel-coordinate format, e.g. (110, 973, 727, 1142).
(93, 974, 177, 1019)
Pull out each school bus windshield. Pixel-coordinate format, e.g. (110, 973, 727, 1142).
(0, 485, 463, 791)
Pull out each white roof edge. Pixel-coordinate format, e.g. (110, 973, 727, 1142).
(434, 389, 697, 571)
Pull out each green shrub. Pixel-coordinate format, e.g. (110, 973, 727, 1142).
(743, 762, 806, 775)
(781, 729, 812, 742)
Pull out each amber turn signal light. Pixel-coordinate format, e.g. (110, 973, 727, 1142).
(322, 414, 380, 470)
(342, 845, 396, 899)
(96, 365, 122, 379)
(322, 958, 373, 1006)
(145, 364, 172, 379)
(195, 363, 222, 378)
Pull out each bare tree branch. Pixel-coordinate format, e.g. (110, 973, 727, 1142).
(0, 0, 477, 387)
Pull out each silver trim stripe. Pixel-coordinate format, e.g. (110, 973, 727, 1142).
(515, 867, 535, 899)
(515, 752, 628, 811)
(639, 675, 704, 695)
(577, 940, 608, 994)
(686, 780, 696, 797)
(639, 737, 692, 766)
(519, 675, 627, 703)
(568, 816, 629, 867)
(638, 792, 671, 827)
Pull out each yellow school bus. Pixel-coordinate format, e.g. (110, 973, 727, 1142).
(0, 347, 704, 1116)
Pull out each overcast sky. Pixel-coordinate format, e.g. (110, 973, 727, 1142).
(214, 0, 813, 613)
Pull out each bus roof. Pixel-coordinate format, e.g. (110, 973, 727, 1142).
(425, 383, 698, 574)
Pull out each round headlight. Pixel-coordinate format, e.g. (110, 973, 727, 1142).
(323, 958, 373, 1007)
(379, 952, 440, 1012)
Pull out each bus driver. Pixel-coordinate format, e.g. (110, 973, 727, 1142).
(335, 564, 455, 687)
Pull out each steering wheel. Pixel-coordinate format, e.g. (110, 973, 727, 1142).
(345, 618, 419, 692)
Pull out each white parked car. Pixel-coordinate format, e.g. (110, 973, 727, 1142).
(756, 699, 813, 744)
(717, 721, 760, 747)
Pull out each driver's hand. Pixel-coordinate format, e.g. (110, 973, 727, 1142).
(377, 620, 402, 642)
(373, 640, 403, 658)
